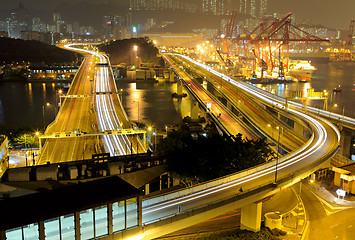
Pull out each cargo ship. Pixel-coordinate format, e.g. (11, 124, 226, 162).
(287, 60, 316, 81)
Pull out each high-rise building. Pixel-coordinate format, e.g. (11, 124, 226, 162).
(238, 0, 267, 18)
(103, 15, 127, 39)
(202, 0, 232, 15)
(130, 0, 200, 13)
(8, 3, 28, 38)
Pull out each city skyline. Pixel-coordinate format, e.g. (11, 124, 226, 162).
(0, 0, 354, 29)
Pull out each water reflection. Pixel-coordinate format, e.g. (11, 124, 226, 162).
(0, 62, 353, 127)
(258, 62, 355, 117)
(0, 100, 5, 124)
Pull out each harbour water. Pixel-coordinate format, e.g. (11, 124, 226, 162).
(0, 61, 354, 128)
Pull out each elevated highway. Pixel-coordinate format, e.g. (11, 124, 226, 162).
(38, 44, 145, 165)
(134, 54, 341, 239)
(35, 49, 341, 239)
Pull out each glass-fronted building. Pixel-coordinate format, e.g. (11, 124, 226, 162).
(0, 176, 143, 240)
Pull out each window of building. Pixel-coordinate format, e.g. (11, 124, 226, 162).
(112, 201, 125, 232)
(95, 205, 108, 237)
(80, 209, 94, 240)
(60, 214, 75, 240)
(44, 217, 60, 240)
(23, 223, 39, 240)
(126, 198, 138, 228)
(5, 226, 22, 240)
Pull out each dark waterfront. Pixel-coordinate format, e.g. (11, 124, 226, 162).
(256, 61, 355, 118)
(0, 61, 354, 128)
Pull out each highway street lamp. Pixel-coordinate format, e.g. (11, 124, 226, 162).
(119, 89, 123, 104)
(42, 102, 50, 128)
(148, 126, 157, 153)
(133, 45, 138, 67)
(57, 89, 63, 108)
(334, 103, 345, 125)
(275, 126, 283, 184)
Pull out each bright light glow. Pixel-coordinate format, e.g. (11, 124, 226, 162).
(336, 189, 346, 197)
(133, 45, 138, 51)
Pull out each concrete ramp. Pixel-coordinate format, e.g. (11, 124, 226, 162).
(119, 164, 167, 188)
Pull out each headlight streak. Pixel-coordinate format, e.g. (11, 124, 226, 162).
(64, 44, 136, 156)
(142, 54, 340, 221)
(164, 55, 255, 140)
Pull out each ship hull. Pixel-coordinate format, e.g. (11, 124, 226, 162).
(287, 69, 314, 81)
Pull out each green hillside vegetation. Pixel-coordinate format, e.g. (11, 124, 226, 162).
(157, 129, 272, 186)
(0, 37, 79, 64)
(98, 37, 162, 65)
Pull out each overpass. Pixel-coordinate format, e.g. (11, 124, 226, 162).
(124, 54, 340, 239)
(38, 44, 145, 165)
(31, 47, 341, 240)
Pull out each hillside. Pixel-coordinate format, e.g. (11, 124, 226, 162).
(0, 37, 79, 64)
(98, 37, 162, 66)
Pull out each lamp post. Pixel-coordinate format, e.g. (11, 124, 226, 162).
(275, 126, 283, 184)
(148, 126, 157, 153)
(334, 103, 345, 125)
(57, 89, 63, 108)
(119, 89, 123, 104)
(133, 45, 138, 67)
(42, 102, 50, 128)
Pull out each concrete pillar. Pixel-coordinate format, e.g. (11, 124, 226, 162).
(0, 230, 6, 240)
(173, 178, 180, 186)
(74, 212, 81, 240)
(167, 173, 171, 188)
(145, 183, 150, 195)
(191, 102, 199, 120)
(177, 81, 183, 95)
(294, 122, 304, 137)
(39, 221, 45, 240)
(240, 202, 262, 232)
(159, 175, 162, 190)
(108, 203, 113, 235)
(226, 101, 232, 111)
(169, 71, 175, 82)
(340, 130, 352, 158)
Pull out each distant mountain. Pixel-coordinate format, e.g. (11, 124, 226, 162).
(0, 37, 79, 64)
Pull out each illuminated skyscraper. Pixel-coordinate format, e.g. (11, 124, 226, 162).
(202, 0, 232, 15)
(8, 3, 28, 38)
(238, 0, 267, 18)
(260, 0, 268, 18)
(130, 0, 200, 12)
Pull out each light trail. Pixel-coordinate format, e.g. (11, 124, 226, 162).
(140, 54, 341, 225)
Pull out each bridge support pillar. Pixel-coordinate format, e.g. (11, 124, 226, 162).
(294, 122, 304, 137)
(177, 81, 183, 95)
(227, 102, 232, 111)
(340, 129, 352, 158)
(240, 202, 262, 232)
(170, 70, 175, 82)
(191, 102, 199, 119)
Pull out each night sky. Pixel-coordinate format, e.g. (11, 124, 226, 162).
(0, 0, 354, 29)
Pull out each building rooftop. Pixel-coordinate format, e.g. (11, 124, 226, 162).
(0, 176, 142, 230)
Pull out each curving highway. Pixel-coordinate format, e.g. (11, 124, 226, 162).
(137, 53, 341, 239)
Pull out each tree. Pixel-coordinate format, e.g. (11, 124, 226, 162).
(158, 129, 273, 185)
